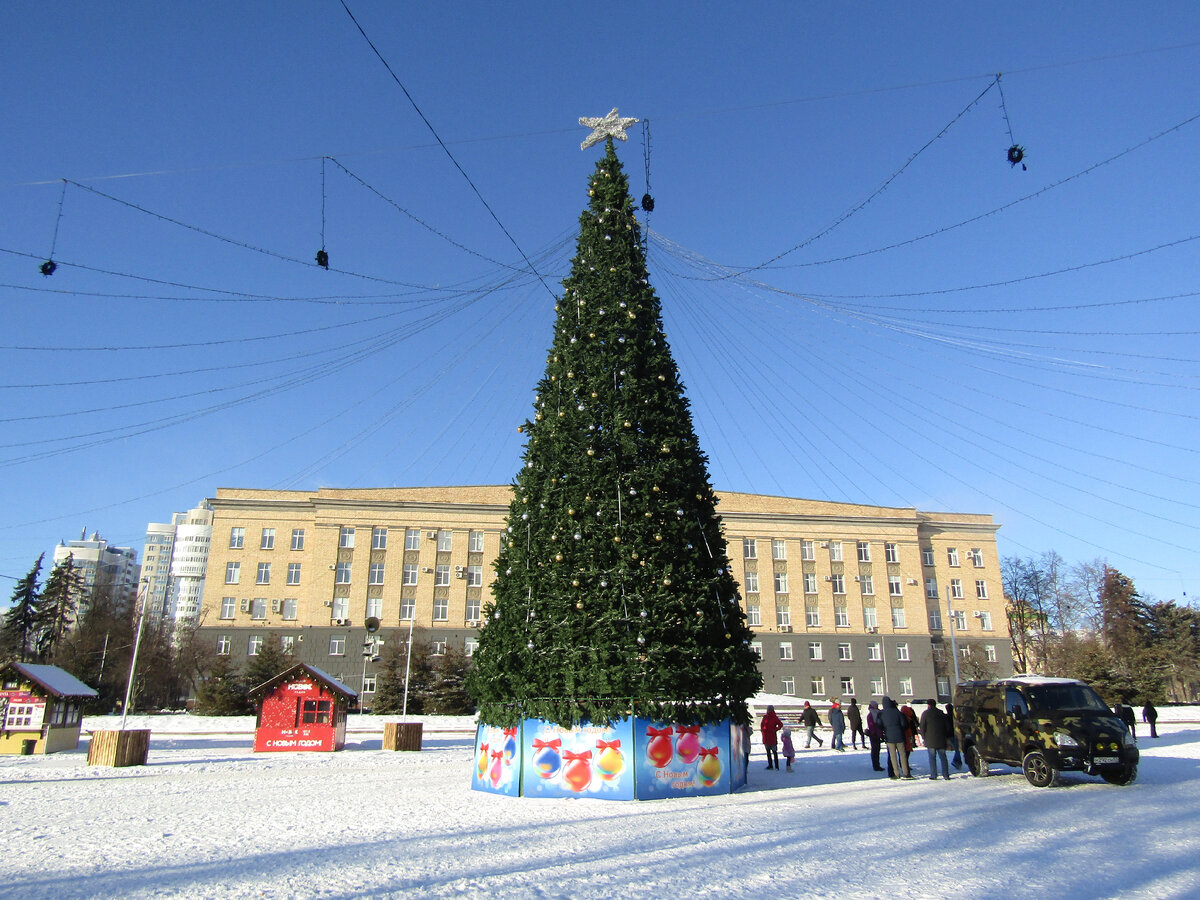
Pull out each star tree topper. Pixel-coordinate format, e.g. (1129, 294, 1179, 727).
(579, 107, 639, 150)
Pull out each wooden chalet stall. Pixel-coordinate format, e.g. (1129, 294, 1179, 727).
(0, 663, 98, 755)
(248, 663, 356, 752)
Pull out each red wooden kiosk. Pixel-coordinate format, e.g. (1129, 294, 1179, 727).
(1, 662, 98, 755)
(248, 663, 357, 752)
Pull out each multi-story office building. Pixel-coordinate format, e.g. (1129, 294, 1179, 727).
(196, 486, 1011, 702)
(51, 530, 140, 614)
(143, 501, 214, 633)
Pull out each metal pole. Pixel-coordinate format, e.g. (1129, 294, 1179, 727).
(119, 579, 149, 731)
(946, 587, 961, 686)
(401, 607, 416, 720)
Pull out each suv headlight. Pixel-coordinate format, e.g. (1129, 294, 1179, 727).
(1053, 732, 1080, 749)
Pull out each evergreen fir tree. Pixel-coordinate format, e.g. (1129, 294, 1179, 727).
(34, 554, 81, 661)
(1, 554, 43, 662)
(466, 139, 761, 729)
(424, 647, 475, 715)
(194, 653, 250, 716)
(244, 633, 293, 691)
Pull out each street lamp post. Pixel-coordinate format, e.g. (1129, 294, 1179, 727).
(868, 627, 889, 695)
(119, 578, 150, 731)
(946, 588, 961, 687)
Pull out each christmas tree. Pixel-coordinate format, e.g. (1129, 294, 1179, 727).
(466, 136, 761, 730)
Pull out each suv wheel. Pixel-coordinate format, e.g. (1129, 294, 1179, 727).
(1101, 764, 1137, 786)
(965, 745, 988, 777)
(1022, 750, 1057, 787)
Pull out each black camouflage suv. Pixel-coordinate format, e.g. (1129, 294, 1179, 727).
(955, 676, 1138, 787)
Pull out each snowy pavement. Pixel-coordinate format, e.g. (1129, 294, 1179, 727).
(1, 711, 1198, 899)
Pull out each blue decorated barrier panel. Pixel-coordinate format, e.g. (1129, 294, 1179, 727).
(633, 718, 732, 799)
(521, 717, 635, 800)
(471, 723, 521, 796)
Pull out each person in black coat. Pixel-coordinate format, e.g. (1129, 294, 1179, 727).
(879, 698, 911, 778)
(1117, 703, 1137, 741)
(846, 698, 865, 749)
(919, 699, 950, 780)
(1142, 701, 1159, 738)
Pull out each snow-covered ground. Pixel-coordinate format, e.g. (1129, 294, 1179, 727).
(2, 709, 1199, 899)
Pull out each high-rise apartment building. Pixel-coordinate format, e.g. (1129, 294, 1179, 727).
(143, 501, 214, 633)
(51, 530, 140, 614)
(196, 486, 1012, 703)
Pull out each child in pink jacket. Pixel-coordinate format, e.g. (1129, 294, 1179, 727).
(781, 726, 796, 771)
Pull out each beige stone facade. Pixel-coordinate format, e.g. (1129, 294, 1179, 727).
(197, 486, 1011, 702)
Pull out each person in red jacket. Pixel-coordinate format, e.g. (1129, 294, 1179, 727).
(760, 705, 783, 770)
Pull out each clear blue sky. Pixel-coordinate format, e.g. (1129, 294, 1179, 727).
(2, 3, 1198, 604)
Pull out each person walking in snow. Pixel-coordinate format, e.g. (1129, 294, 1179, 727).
(828, 699, 846, 752)
(1143, 701, 1159, 738)
(780, 725, 796, 771)
(847, 698, 865, 749)
(801, 700, 824, 748)
(879, 698, 912, 779)
(919, 699, 951, 781)
(760, 705, 783, 770)
(866, 700, 885, 771)
(1117, 703, 1137, 741)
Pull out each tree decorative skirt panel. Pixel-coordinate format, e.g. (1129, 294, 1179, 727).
(472, 717, 749, 800)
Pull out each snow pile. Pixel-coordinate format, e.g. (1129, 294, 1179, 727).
(1, 714, 1198, 898)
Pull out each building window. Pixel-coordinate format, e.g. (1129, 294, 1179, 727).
(772, 539, 787, 561)
(282, 598, 297, 620)
(774, 572, 789, 595)
(361, 675, 377, 694)
(960, 646, 972, 659)
(899, 677, 913, 697)
(229, 527, 245, 550)
(467, 565, 483, 588)
(808, 641, 823, 661)
(331, 597, 349, 620)
(830, 574, 845, 595)
(225, 562, 240, 584)
(896, 642, 910, 662)
(925, 578, 938, 599)
(329, 637, 346, 656)
(803, 573, 818, 594)
(776, 607, 791, 628)
(953, 610, 967, 632)
(841, 676, 854, 695)
(220, 596, 236, 619)
(435, 565, 450, 587)
(950, 579, 964, 600)
(888, 575, 902, 597)
(744, 571, 759, 594)
(834, 607, 849, 628)
(829, 542, 843, 562)
(885, 543, 899, 564)
(743, 538, 757, 560)
(256, 562, 271, 585)
(976, 580, 989, 600)
(216, 635, 230, 655)
(251, 598, 267, 620)
(248, 635, 263, 657)
(937, 676, 951, 699)
(891, 607, 906, 628)
(978, 611, 994, 631)
(750, 641, 763, 660)
(985, 644, 998, 662)
(400, 597, 415, 620)
(465, 638, 479, 657)
(431, 640, 447, 657)
(781, 677, 795, 696)
(811, 676, 825, 696)
(929, 610, 942, 631)
(287, 563, 301, 585)
(291, 529, 305, 551)
(857, 541, 871, 563)
(366, 597, 382, 619)
(947, 547, 960, 567)
(335, 562, 352, 584)
(863, 607, 878, 629)
(860, 575, 874, 596)
(837, 642, 852, 661)
(369, 562, 385, 586)
(403, 564, 418, 586)
(405, 528, 421, 551)
(969, 548, 984, 567)
(338, 526, 355, 549)
(806, 606, 820, 627)
(466, 596, 482, 621)
(922, 547, 934, 567)
(469, 530, 485, 553)
(432, 596, 448, 621)
(801, 540, 815, 561)
(870, 676, 884, 695)
(371, 527, 388, 550)
(780, 642, 794, 661)
(260, 528, 275, 550)
(437, 530, 453, 552)
(747, 605, 761, 627)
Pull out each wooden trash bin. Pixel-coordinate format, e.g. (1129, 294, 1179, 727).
(87, 729, 150, 767)
(383, 722, 423, 751)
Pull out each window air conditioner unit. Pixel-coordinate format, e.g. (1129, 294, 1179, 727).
(334, 618, 349, 627)
(854, 575, 861, 582)
(780, 625, 793, 633)
(422, 566, 432, 573)
(908, 579, 919, 585)
(271, 599, 281, 613)
(820, 542, 829, 548)
(426, 531, 438, 540)
(467, 620, 480, 628)
(240, 599, 251, 613)
(824, 576, 833, 582)
(323, 599, 333, 607)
